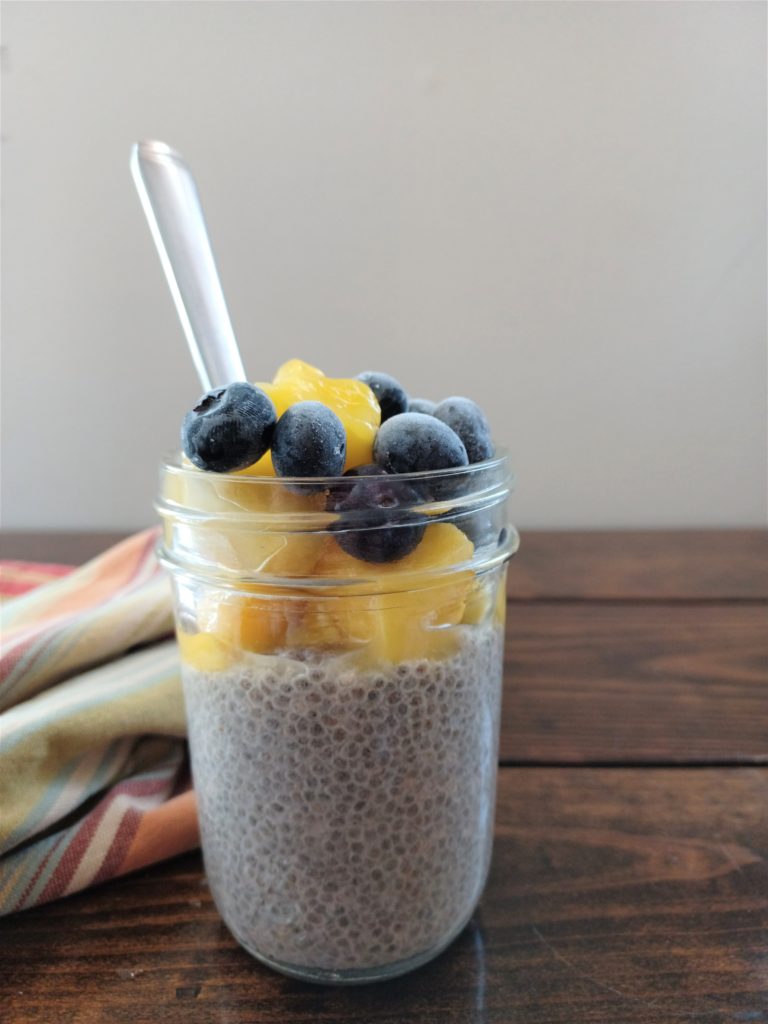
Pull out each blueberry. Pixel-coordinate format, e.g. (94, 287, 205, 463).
(271, 401, 346, 479)
(181, 382, 277, 473)
(433, 397, 494, 464)
(357, 371, 409, 423)
(326, 463, 387, 510)
(328, 472, 427, 564)
(408, 397, 436, 416)
(373, 413, 468, 476)
(344, 463, 388, 478)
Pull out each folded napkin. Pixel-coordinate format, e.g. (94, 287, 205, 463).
(0, 529, 199, 916)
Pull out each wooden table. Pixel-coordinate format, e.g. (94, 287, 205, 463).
(2, 530, 767, 1023)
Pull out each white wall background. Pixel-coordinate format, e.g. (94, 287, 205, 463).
(2, 1, 766, 530)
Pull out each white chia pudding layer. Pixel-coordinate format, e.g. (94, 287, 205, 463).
(182, 623, 503, 973)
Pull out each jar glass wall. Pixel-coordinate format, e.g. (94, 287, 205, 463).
(158, 453, 517, 984)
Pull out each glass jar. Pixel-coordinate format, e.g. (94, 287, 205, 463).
(157, 453, 517, 984)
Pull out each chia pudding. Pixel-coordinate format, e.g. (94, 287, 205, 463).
(182, 621, 503, 977)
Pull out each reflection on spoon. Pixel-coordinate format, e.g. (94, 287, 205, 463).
(130, 140, 247, 391)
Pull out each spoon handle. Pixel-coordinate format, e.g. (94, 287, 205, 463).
(130, 140, 247, 391)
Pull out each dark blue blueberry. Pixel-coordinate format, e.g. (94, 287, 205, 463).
(181, 382, 277, 473)
(271, 401, 346, 479)
(344, 463, 388, 478)
(433, 397, 494, 464)
(328, 471, 427, 564)
(373, 412, 468, 476)
(408, 397, 436, 416)
(326, 463, 387, 510)
(357, 371, 409, 423)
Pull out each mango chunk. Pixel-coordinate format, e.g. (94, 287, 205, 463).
(316, 521, 473, 586)
(223, 528, 329, 578)
(463, 567, 508, 627)
(177, 631, 235, 672)
(242, 359, 381, 474)
(495, 567, 508, 625)
(289, 523, 475, 664)
(214, 595, 290, 654)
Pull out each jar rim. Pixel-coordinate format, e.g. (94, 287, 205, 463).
(157, 447, 514, 530)
(156, 448, 517, 590)
(160, 447, 514, 490)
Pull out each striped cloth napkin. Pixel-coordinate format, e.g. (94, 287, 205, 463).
(0, 529, 199, 916)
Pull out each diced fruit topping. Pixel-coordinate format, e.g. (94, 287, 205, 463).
(462, 567, 507, 627)
(177, 631, 235, 672)
(328, 466, 427, 564)
(215, 594, 289, 654)
(373, 412, 468, 475)
(175, 360, 507, 666)
(248, 360, 380, 474)
(408, 397, 436, 415)
(273, 358, 326, 386)
(182, 382, 276, 473)
(356, 371, 408, 423)
(292, 522, 476, 664)
(177, 362, 495, 485)
(322, 520, 474, 581)
(433, 396, 494, 464)
(272, 401, 346, 479)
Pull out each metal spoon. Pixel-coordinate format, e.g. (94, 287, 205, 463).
(130, 140, 247, 391)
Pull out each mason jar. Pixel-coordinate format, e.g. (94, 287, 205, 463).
(157, 452, 517, 984)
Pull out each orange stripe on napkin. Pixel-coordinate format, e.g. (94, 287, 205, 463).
(119, 790, 200, 876)
(0, 531, 192, 916)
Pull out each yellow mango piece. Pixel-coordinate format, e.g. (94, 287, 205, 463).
(495, 567, 508, 626)
(463, 569, 503, 626)
(242, 359, 381, 475)
(164, 461, 236, 515)
(215, 475, 330, 524)
(177, 631, 235, 672)
(463, 567, 508, 627)
(221, 526, 329, 578)
(463, 578, 493, 626)
(284, 597, 371, 651)
(365, 599, 464, 665)
(316, 522, 473, 588)
(168, 472, 330, 577)
(273, 358, 326, 385)
(180, 536, 328, 660)
(290, 588, 465, 666)
(214, 595, 290, 654)
(291, 524, 475, 664)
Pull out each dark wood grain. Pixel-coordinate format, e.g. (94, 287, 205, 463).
(2, 530, 766, 1021)
(509, 530, 768, 601)
(1, 768, 766, 1024)
(2, 532, 766, 766)
(500, 602, 768, 764)
(3, 529, 767, 600)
